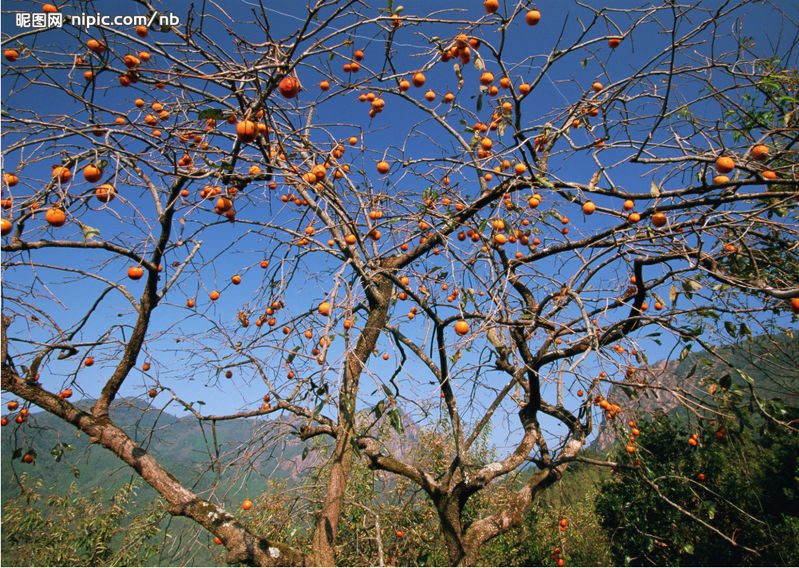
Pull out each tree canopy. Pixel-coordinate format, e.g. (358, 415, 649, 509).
(2, 0, 798, 565)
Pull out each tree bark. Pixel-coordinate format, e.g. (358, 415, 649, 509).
(307, 275, 394, 565)
(0, 367, 305, 567)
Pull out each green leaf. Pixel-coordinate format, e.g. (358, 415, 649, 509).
(302, 445, 309, 460)
(739, 322, 752, 339)
(683, 544, 695, 555)
(681, 280, 693, 300)
(724, 320, 737, 336)
(197, 108, 225, 120)
(719, 374, 732, 390)
(286, 345, 301, 365)
(388, 408, 404, 434)
(679, 346, 691, 360)
(476, 93, 483, 112)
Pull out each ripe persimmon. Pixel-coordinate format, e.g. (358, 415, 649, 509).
(278, 76, 300, 98)
(376, 160, 390, 174)
(411, 72, 425, 87)
(94, 183, 115, 203)
(135, 25, 148, 38)
(318, 301, 331, 315)
(454, 320, 469, 335)
(209, 290, 220, 301)
(1, 218, 11, 236)
(751, 144, 769, 161)
(3, 173, 18, 187)
(591, 81, 603, 92)
(4, 49, 19, 62)
(83, 164, 103, 183)
(790, 298, 799, 314)
(608, 37, 621, 48)
(127, 266, 144, 280)
(236, 120, 258, 143)
(484, 0, 499, 14)
(45, 206, 66, 227)
(424, 89, 436, 101)
(651, 212, 667, 228)
(87, 39, 104, 54)
(715, 155, 735, 173)
(52, 165, 71, 183)
(319, 80, 330, 91)
(526, 9, 541, 25)
(242, 499, 253, 510)
(582, 201, 596, 215)
(42, 3, 57, 12)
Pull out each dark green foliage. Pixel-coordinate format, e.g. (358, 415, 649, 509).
(596, 409, 799, 566)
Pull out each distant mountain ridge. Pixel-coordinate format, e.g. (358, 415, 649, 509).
(1, 396, 421, 502)
(592, 331, 799, 451)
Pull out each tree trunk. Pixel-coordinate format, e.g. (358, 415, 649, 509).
(435, 492, 468, 566)
(306, 275, 394, 565)
(307, 426, 354, 565)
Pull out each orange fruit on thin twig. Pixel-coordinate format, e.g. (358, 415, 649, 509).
(715, 155, 735, 173)
(751, 144, 768, 161)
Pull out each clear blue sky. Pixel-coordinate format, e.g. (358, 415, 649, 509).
(2, 0, 797, 458)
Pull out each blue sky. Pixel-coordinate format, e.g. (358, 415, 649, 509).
(2, 0, 798, 460)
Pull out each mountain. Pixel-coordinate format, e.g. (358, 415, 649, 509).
(1, 396, 422, 501)
(592, 331, 799, 451)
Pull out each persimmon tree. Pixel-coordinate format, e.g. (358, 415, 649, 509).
(2, 0, 798, 565)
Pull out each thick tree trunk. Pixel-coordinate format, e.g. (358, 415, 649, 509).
(307, 426, 354, 565)
(307, 275, 394, 565)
